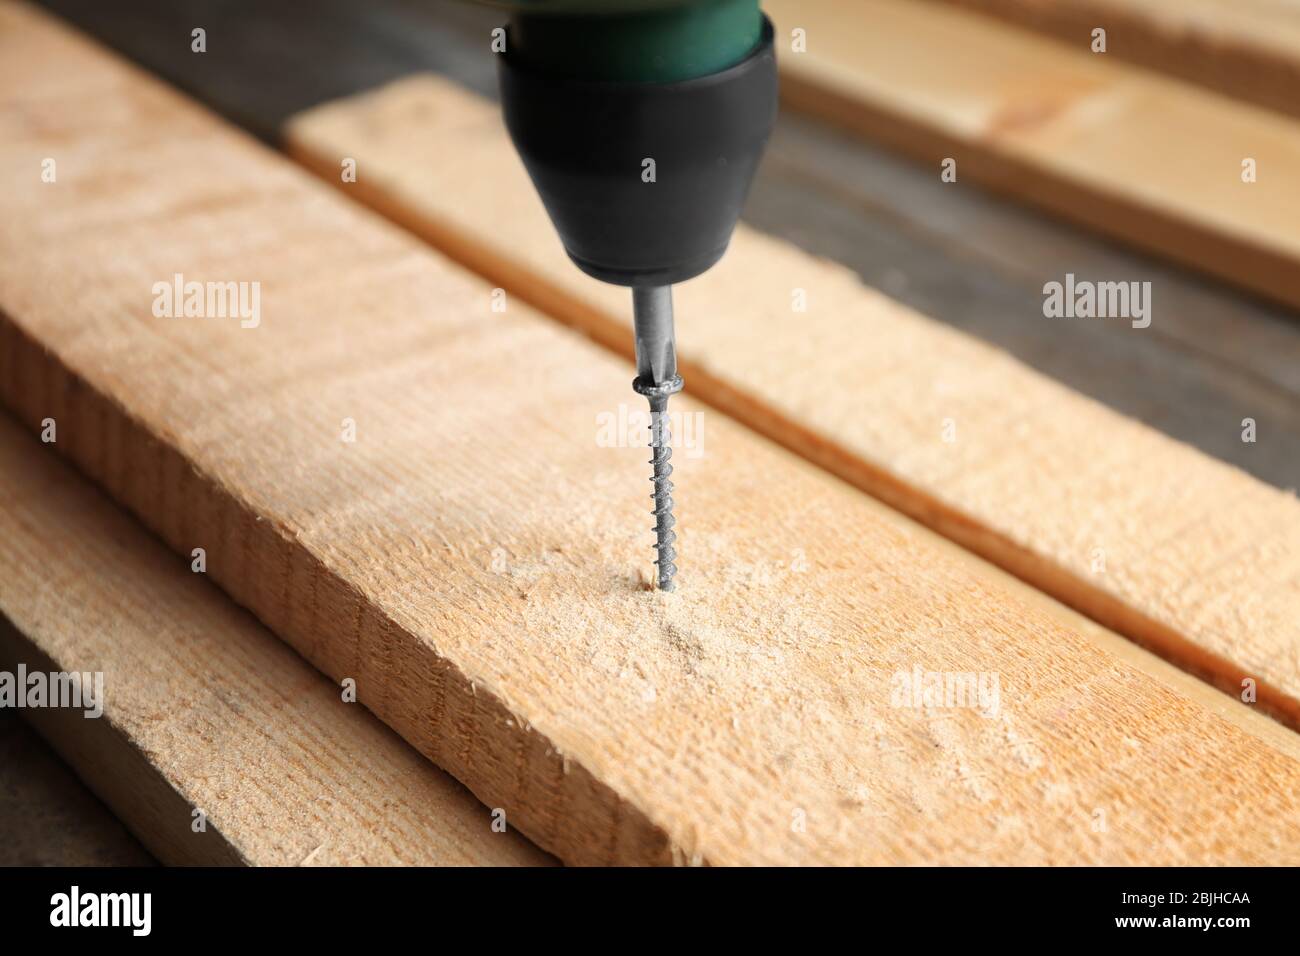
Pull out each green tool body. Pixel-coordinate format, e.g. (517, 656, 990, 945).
(501, 0, 762, 82)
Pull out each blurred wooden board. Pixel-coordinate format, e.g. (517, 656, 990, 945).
(286, 76, 1300, 728)
(925, 0, 1300, 121)
(0, 420, 550, 867)
(5, 3, 1300, 866)
(765, 0, 1300, 314)
(752, 115, 1300, 491)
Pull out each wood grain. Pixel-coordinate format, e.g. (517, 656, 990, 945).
(924, 0, 1300, 121)
(284, 76, 1300, 728)
(6, 2, 1300, 865)
(760, 0, 1300, 314)
(0, 421, 550, 866)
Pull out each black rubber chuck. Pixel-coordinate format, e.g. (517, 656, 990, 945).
(497, 16, 778, 287)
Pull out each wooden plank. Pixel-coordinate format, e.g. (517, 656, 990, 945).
(0, 420, 550, 867)
(752, 117, 1300, 492)
(6, 2, 1300, 866)
(284, 76, 1300, 728)
(760, 0, 1300, 314)
(923, 0, 1300, 122)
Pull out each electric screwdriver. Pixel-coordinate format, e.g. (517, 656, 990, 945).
(483, 0, 777, 589)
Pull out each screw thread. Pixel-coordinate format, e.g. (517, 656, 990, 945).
(648, 405, 677, 591)
(633, 374, 683, 591)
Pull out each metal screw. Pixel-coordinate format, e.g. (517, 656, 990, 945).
(631, 285, 683, 591)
